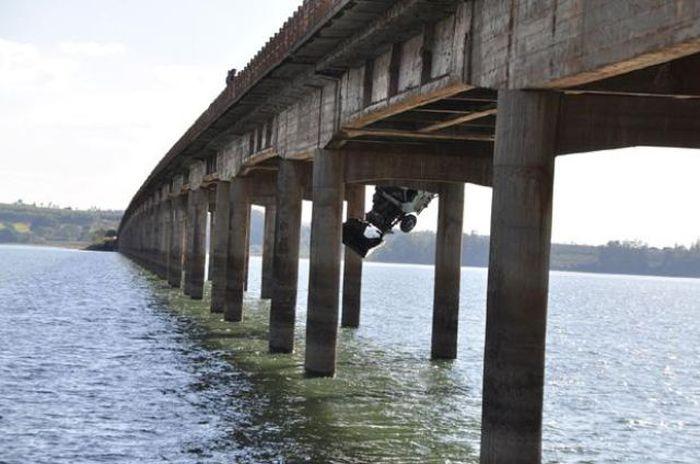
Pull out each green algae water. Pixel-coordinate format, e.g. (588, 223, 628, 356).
(1, 245, 699, 463)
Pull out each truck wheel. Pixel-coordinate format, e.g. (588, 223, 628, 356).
(400, 214, 417, 233)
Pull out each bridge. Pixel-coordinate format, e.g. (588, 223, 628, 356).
(117, 1, 700, 462)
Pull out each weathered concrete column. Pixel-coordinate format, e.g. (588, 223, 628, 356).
(210, 181, 231, 313)
(167, 196, 184, 288)
(207, 197, 215, 281)
(161, 198, 172, 281)
(152, 206, 160, 274)
(304, 149, 344, 377)
(188, 188, 208, 300)
(341, 184, 365, 328)
(243, 205, 251, 291)
(269, 160, 305, 353)
(207, 190, 218, 282)
(224, 177, 250, 322)
(183, 192, 194, 296)
(260, 204, 276, 299)
(431, 183, 464, 360)
(149, 208, 157, 273)
(480, 90, 559, 464)
(179, 195, 189, 291)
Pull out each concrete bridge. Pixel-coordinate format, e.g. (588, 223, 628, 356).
(118, 1, 700, 462)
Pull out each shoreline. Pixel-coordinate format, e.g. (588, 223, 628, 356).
(3, 242, 698, 280)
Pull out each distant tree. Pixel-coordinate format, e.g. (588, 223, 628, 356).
(0, 228, 18, 243)
(598, 240, 650, 274)
(105, 229, 118, 238)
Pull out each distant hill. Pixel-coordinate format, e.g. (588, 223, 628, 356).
(365, 232, 700, 278)
(0, 202, 122, 247)
(4, 203, 696, 278)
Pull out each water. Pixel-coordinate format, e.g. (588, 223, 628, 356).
(0, 245, 698, 463)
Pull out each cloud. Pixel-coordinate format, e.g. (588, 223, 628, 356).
(0, 36, 229, 209)
(58, 40, 126, 57)
(0, 38, 78, 89)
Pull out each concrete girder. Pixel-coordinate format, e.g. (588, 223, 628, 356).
(343, 146, 493, 186)
(557, 93, 700, 155)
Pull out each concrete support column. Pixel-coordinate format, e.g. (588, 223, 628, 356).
(155, 203, 163, 277)
(269, 160, 304, 353)
(480, 90, 559, 464)
(179, 193, 191, 295)
(207, 196, 215, 281)
(207, 205, 216, 282)
(153, 207, 160, 274)
(161, 199, 172, 280)
(211, 181, 231, 313)
(167, 196, 183, 288)
(183, 193, 194, 296)
(304, 149, 344, 377)
(224, 177, 250, 322)
(431, 183, 464, 360)
(341, 184, 365, 328)
(148, 210, 156, 273)
(243, 205, 251, 291)
(260, 204, 276, 299)
(188, 188, 208, 300)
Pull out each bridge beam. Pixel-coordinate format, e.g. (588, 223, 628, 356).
(260, 204, 276, 300)
(343, 144, 492, 186)
(341, 184, 365, 329)
(305, 149, 344, 377)
(557, 93, 700, 155)
(431, 182, 464, 360)
(211, 181, 230, 313)
(269, 160, 306, 353)
(224, 177, 251, 322)
(480, 90, 559, 464)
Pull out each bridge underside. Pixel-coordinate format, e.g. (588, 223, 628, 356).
(118, 2, 700, 463)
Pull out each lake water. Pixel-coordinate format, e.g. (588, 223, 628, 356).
(0, 245, 698, 463)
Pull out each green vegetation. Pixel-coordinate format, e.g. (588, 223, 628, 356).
(364, 232, 700, 278)
(3, 202, 695, 277)
(0, 201, 122, 247)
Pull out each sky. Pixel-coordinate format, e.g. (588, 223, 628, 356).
(1, 0, 699, 248)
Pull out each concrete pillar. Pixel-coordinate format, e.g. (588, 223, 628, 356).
(211, 181, 231, 313)
(260, 204, 276, 299)
(304, 149, 344, 377)
(183, 193, 194, 296)
(341, 184, 365, 328)
(188, 188, 208, 300)
(167, 196, 183, 288)
(269, 160, 304, 353)
(152, 206, 159, 274)
(180, 195, 189, 292)
(243, 205, 251, 291)
(161, 198, 172, 281)
(148, 208, 157, 273)
(224, 177, 250, 322)
(207, 209, 215, 281)
(431, 183, 464, 360)
(480, 90, 559, 464)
